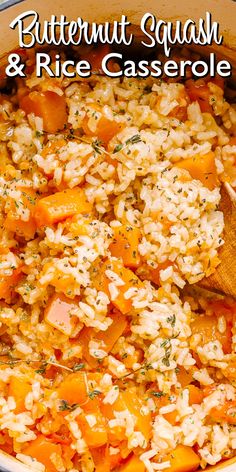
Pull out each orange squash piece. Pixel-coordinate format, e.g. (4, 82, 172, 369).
(82, 102, 123, 145)
(8, 377, 31, 414)
(185, 385, 203, 406)
(96, 117, 124, 145)
(57, 372, 88, 407)
(88, 311, 127, 354)
(176, 366, 193, 387)
(0, 266, 24, 301)
(118, 454, 145, 472)
(20, 91, 67, 133)
(91, 445, 111, 472)
(23, 435, 62, 472)
(163, 409, 179, 425)
(83, 114, 123, 145)
(41, 138, 67, 158)
(79, 311, 128, 366)
(165, 445, 200, 472)
(101, 392, 129, 442)
(92, 258, 143, 314)
(228, 137, 236, 146)
(101, 388, 151, 443)
(146, 386, 178, 424)
(109, 225, 141, 268)
(44, 293, 79, 336)
(34, 188, 92, 227)
(5, 216, 36, 241)
(122, 348, 143, 369)
(110, 450, 123, 470)
(0, 431, 13, 455)
(186, 79, 212, 113)
(137, 261, 173, 286)
(175, 151, 218, 190)
(77, 408, 108, 448)
(122, 389, 151, 441)
(191, 313, 232, 354)
(209, 400, 236, 425)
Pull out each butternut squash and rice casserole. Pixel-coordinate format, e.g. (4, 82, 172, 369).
(0, 46, 236, 472)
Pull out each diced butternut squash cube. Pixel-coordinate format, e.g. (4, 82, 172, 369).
(82, 103, 123, 145)
(41, 139, 67, 158)
(118, 455, 145, 472)
(5, 216, 36, 240)
(79, 312, 128, 366)
(186, 79, 212, 113)
(77, 409, 108, 448)
(191, 313, 232, 354)
(166, 445, 200, 472)
(8, 377, 31, 414)
(92, 258, 143, 314)
(91, 445, 111, 472)
(23, 435, 62, 472)
(137, 261, 173, 286)
(101, 388, 151, 443)
(122, 389, 151, 441)
(109, 225, 141, 268)
(209, 400, 236, 425)
(44, 294, 78, 336)
(20, 91, 67, 133)
(185, 385, 203, 406)
(175, 151, 218, 190)
(57, 372, 88, 406)
(0, 266, 24, 301)
(34, 188, 92, 227)
(176, 366, 194, 387)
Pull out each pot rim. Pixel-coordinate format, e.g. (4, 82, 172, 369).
(0, 0, 25, 12)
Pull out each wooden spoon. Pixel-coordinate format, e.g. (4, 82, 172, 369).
(199, 183, 236, 298)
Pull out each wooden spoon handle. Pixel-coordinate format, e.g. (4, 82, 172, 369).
(199, 184, 236, 298)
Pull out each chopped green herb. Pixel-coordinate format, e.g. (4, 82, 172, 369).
(73, 363, 85, 372)
(92, 139, 103, 154)
(125, 134, 141, 145)
(59, 400, 78, 411)
(166, 314, 176, 327)
(88, 389, 101, 400)
(151, 391, 166, 398)
(113, 143, 123, 154)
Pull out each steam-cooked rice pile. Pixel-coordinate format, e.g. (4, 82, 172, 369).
(0, 57, 236, 472)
